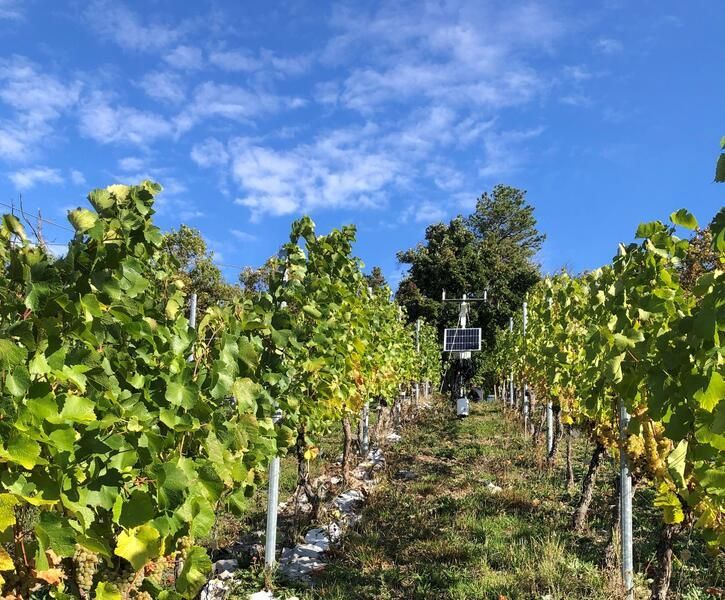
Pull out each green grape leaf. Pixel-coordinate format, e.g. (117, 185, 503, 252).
(166, 381, 196, 410)
(35, 511, 76, 559)
(175, 546, 212, 598)
(0, 339, 27, 369)
(68, 208, 98, 233)
(653, 485, 685, 524)
(59, 394, 96, 423)
(695, 371, 725, 412)
(114, 524, 161, 571)
(666, 440, 687, 489)
(95, 582, 123, 600)
(7, 365, 30, 397)
(2, 214, 26, 239)
(716, 152, 725, 183)
(4, 436, 44, 469)
(115, 491, 155, 529)
(669, 208, 698, 230)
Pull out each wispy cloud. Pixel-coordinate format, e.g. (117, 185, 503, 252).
(78, 93, 174, 145)
(479, 127, 545, 178)
(175, 82, 305, 133)
(118, 156, 146, 172)
(0, 56, 81, 160)
(84, 0, 186, 52)
(595, 38, 623, 54)
(230, 229, 257, 242)
(229, 128, 405, 221)
(140, 70, 187, 105)
(0, 0, 23, 19)
(9, 166, 63, 189)
(164, 45, 204, 70)
(320, 1, 564, 113)
(209, 47, 311, 76)
(70, 169, 86, 186)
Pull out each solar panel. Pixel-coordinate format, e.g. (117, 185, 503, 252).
(443, 328, 481, 352)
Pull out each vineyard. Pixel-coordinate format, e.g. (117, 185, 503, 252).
(491, 207, 724, 599)
(0, 183, 440, 599)
(0, 181, 722, 600)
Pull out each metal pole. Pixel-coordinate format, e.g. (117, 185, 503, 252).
(546, 296, 553, 453)
(619, 400, 634, 599)
(360, 403, 369, 455)
(546, 401, 553, 454)
(509, 317, 514, 408)
(415, 319, 421, 406)
(522, 302, 529, 432)
(189, 292, 197, 329)
(264, 456, 280, 568)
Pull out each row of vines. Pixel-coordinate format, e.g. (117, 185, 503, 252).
(0, 182, 441, 600)
(493, 207, 723, 598)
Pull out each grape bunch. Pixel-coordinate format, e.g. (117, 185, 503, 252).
(177, 535, 193, 561)
(625, 434, 645, 459)
(73, 544, 100, 596)
(107, 564, 137, 598)
(145, 554, 174, 586)
(132, 591, 153, 600)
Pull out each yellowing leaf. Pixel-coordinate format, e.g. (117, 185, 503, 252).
(0, 547, 14, 571)
(68, 208, 98, 232)
(0, 494, 18, 530)
(95, 581, 123, 600)
(34, 567, 65, 585)
(114, 524, 161, 571)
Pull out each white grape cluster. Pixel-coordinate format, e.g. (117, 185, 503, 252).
(107, 564, 136, 598)
(73, 544, 99, 596)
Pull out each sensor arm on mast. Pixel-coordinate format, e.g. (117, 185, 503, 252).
(441, 289, 489, 303)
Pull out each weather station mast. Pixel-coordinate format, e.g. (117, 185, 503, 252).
(442, 289, 487, 417)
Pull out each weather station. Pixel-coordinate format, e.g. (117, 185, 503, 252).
(442, 289, 487, 417)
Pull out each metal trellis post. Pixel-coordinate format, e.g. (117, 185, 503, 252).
(619, 400, 634, 599)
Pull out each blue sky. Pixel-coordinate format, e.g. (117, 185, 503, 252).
(0, 0, 722, 286)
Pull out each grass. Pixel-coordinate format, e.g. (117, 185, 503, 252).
(226, 400, 722, 600)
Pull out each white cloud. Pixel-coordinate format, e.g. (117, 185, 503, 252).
(560, 94, 591, 107)
(321, 1, 564, 113)
(0, 56, 81, 160)
(78, 94, 174, 145)
(190, 138, 229, 168)
(0, 0, 23, 19)
(479, 127, 545, 178)
(230, 129, 405, 221)
(562, 65, 592, 81)
(70, 170, 86, 186)
(175, 82, 304, 133)
(595, 38, 623, 54)
(164, 45, 203, 70)
(414, 201, 446, 223)
(9, 167, 63, 189)
(84, 1, 185, 52)
(209, 48, 311, 76)
(140, 71, 186, 104)
(118, 156, 146, 171)
(230, 229, 257, 242)
(208, 50, 260, 72)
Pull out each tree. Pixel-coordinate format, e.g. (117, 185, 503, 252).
(161, 225, 240, 312)
(365, 266, 388, 291)
(239, 257, 278, 294)
(678, 226, 718, 292)
(716, 136, 725, 183)
(396, 185, 544, 386)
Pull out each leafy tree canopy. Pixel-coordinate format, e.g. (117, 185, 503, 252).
(396, 185, 544, 360)
(365, 266, 388, 291)
(161, 224, 240, 311)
